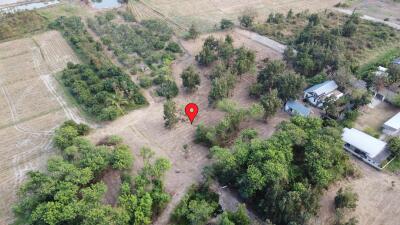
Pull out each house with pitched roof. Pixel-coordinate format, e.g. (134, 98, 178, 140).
(304, 80, 343, 108)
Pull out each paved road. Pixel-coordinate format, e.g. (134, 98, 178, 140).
(334, 8, 400, 30)
(234, 28, 288, 54)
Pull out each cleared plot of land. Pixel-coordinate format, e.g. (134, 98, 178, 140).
(310, 159, 400, 225)
(88, 33, 285, 224)
(354, 100, 398, 133)
(0, 30, 81, 224)
(342, 0, 400, 25)
(138, 0, 341, 32)
(180, 28, 283, 61)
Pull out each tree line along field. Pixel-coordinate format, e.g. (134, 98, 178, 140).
(250, 9, 400, 73)
(86, 12, 183, 98)
(0, 30, 82, 224)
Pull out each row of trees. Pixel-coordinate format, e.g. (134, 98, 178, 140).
(87, 14, 181, 98)
(195, 35, 256, 104)
(51, 16, 147, 120)
(209, 116, 355, 225)
(13, 121, 171, 225)
(61, 63, 147, 120)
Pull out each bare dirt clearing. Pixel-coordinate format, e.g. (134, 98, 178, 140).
(0, 30, 82, 224)
(136, 0, 341, 32)
(310, 159, 400, 225)
(354, 100, 398, 133)
(341, 0, 400, 25)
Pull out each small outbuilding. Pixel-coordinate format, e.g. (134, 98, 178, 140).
(284, 101, 311, 117)
(383, 112, 400, 135)
(342, 128, 388, 169)
(304, 80, 343, 108)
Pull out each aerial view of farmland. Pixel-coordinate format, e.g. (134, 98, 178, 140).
(0, 0, 400, 225)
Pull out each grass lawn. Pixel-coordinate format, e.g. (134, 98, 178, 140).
(386, 156, 400, 173)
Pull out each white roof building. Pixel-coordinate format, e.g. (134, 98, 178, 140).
(342, 128, 387, 159)
(304, 80, 343, 108)
(383, 112, 400, 135)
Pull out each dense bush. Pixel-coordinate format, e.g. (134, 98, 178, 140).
(210, 116, 354, 225)
(172, 184, 221, 225)
(61, 63, 146, 120)
(13, 121, 171, 225)
(335, 188, 358, 209)
(220, 19, 234, 30)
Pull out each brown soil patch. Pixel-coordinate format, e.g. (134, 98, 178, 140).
(310, 159, 400, 225)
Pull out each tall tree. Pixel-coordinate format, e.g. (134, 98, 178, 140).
(181, 66, 201, 92)
(260, 90, 282, 121)
(163, 100, 178, 128)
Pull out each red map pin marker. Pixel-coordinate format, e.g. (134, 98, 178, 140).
(185, 103, 199, 124)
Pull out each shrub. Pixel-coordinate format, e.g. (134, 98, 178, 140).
(166, 42, 182, 53)
(335, 188, 358, 209)
(220, 19, 234, 30)
(139, 76, 153, 88)
(157, 80, 179, 99)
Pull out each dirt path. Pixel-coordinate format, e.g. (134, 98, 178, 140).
(333, 8, 400, 30)
(234, 28, 288, 54)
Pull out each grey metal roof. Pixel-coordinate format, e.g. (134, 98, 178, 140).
(304, 80, 338, 96)
(342, 128, 387, 158)
(286, 101, 311, 117)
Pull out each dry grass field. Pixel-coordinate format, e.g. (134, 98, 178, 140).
(354, 100, 398, 134)
(310, 159, 400, 225)
(343, 0, 400, 24)
(0, 30, 82, 224)
(134, 0, 341, 32)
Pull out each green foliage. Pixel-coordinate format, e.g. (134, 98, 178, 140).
(238, 14, 255, 28)
(260, 90, 283, 121)
(218, 204, 251, 225)
(0, 11, 47, 41)
(87, 17, 174, 68)
(254, 60, 305, 100)
(388, 137, 400, 157)
(195, 109, 247, 147)
(388, 64, 400, 82)
(186, 24, 200, 40)
(363, 127, 380, 139)
(196, 36, 255, 104)
(220, 19, 234, 30)
(112, 145, 134, 170)
(210, 117, 354, 225)
(50, 16, 147, 120)
(139, 76, 153, 88)
(13, 121, 160, 225)
(166, 42, 183, 53)
(267, 13, 285, 24)
(181, 66, 201, 92)
(172, 184, 221, 225)
(163, 100, 178, 128)
(119, 10, 136, 22)
(335, 187, 358, 209)
(61, 63, 146, 121)
(157, 80, 179, 99)
(196, 36, 220, 66)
